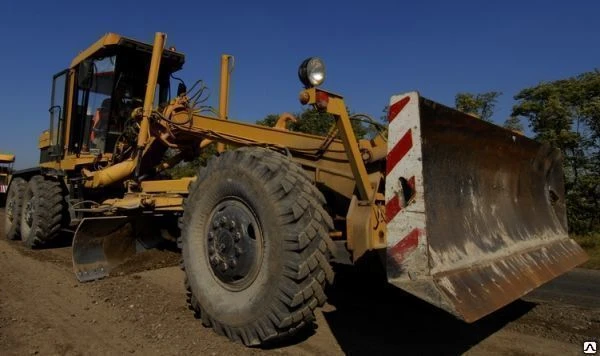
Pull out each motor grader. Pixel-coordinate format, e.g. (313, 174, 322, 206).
(4, 32, 588, 346)
(0, 153, 15, 204)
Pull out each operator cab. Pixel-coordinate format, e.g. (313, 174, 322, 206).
(0, 153, 15, 192)
(44, 33, 184, 161)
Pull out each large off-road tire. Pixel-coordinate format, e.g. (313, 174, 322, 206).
(180, 147, 334, 346)
(20, 175, 70, 248)
(4, 177, 26, 240)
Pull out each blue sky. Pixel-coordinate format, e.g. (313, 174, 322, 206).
(1, 0, 598, 169)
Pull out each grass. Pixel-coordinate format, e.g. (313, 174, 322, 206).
(573, 233, 600, 270)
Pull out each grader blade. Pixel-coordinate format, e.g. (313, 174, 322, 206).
(384, 92, 588, 323)
(72, 216, 137, 282)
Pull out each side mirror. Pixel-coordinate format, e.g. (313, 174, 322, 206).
(78, 59, 94, 89)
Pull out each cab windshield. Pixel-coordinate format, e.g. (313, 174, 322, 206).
(71, 52, 171, 156)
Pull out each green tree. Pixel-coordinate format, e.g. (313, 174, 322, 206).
(168, 107, 372, 180)
(512, 70, 600, 234)
(455, 91, 502, 121)
(503, 116, 524, 132)
(166, 144, 218, 179)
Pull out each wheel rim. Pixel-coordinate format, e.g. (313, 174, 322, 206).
(205, 198, 264, 291)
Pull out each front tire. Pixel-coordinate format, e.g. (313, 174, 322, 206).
(181, 147, 334, 346)
(4, 177, 26, 240)
(20, 175, 69, 248)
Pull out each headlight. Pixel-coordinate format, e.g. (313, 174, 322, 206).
(298, 57, 326, 88)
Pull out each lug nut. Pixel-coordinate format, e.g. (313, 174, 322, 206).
(209, 256, 219, 266)
(220, 262, 228, 272)
(234, 232, 241, 242)
(220, 216, 227, 225)
(229, 259, 237, 269)
(230, 220, 236, 229)
(208, 231, 214, 240)
(219, 243, 226, 252)
(213, 220, 219, 228)
(234, 246, 243, 256)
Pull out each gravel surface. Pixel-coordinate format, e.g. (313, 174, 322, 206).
(1, 209, 598, 355)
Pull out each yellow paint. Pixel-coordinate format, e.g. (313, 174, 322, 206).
(299, 88, 374, 201)
(138, 32, 166, 149)
(217, 54, 233, 153)
(82, 159, 137, 188)
(140, 178, 194, 194)
(38, 131, 50, 149)
(0, 153, 15, 163)
(70, 33, 122, 69)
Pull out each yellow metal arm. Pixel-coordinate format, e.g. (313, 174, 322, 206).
(137, 32, 166, 149)
(299, 88, 374, 202)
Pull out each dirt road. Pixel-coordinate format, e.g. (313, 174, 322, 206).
(1, 209, 599, 356)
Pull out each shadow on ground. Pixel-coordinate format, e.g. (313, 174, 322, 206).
(46, 231, 75, 248)
(322, 263, 536, 355)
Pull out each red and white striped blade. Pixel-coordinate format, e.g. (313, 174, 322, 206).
(384, 92, 588, 322)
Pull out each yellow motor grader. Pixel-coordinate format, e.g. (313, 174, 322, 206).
(0, 153, 15, 204)
(4, 32, 587, 346)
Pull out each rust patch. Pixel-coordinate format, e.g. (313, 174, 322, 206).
(433, 238, 588, 323)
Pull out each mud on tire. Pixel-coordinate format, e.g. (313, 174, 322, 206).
(180, 147, 334, 346)
(4, 177, 27, 240)
(20, 175, 70, 248)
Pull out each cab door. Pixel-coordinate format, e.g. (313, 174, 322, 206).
(45, 69, 69, 161)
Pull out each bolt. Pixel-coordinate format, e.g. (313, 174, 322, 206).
(220, 216, 228, 226)
(229, 220, 236, 229)
(208, 231, 214, 240)
(212, 220, 219, 228)
(220, 262, 228, 272)
(361, 148, 371, 162)
(234, 246, 243, 256)
(209, 256, 219, 266)
(234, 232, 241, 242)
(229, 259, 237, 269)
(299, 91, 310, 105)
(219, 243, 226, 252)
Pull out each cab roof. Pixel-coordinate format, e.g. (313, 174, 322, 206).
(0, 153, 15, 163)
(70, 32, 185, 70)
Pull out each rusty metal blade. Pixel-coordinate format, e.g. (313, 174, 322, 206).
(72, 216, 136, 282)
(384, 92, 589, 323)
(433, 238, 587, 322)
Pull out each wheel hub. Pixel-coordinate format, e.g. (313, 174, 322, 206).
(206, 199, 263, 290)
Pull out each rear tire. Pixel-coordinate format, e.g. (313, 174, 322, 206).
(180, 147, 334, 346)
(20, 175, 69, 248)
(4, 177, 26, 240)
